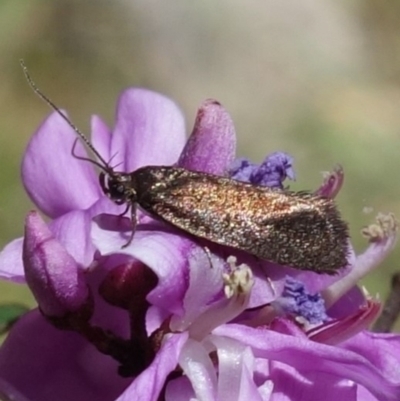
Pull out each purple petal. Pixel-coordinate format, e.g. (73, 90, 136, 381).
(178, 99, 236, 174)
(211, 336, 264, 401)
(111, 88, 186, 173)
(178, 339, 218, 400)
(356, 386, 383, 401)
(269, 316, 306, 337)
(92, 225, 192, 316)
(215, 324, 400, 400)
(88, 196, 128, 220)
(323, 222, 397, 309)
(91, 115, 111, 163)
(49, 210, 94, 267)
(314, 165, 344, 199)
(0, 237, 24, 281)
(22, 111, 101, 218)
(116, 332, 188, 401)
(0, 207, 98, 283)
(170, 247, 225, 331)
(123, 231, 191, 316)
(326, 286, 367, 319)
(165, 377, 196, 401)
(0, 310, 130, 401)
(23, 211, 89, 317)
(249, 260, 285, 307)
(270, 365, 357, 401)
(341, 331, 400, 384)
(309, 299, 382, 345)
(0, 378, 32, 401)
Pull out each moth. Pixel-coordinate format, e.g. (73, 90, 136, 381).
(21, 61, 349, 274)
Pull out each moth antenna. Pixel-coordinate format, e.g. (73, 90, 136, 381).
(108, 152, 123, 170)
(110, 161, 124, 171)
(20, 59, 110, 171)
(71, 138, 110, 171)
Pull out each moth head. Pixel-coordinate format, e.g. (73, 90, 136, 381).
(99, 172, 137, 205)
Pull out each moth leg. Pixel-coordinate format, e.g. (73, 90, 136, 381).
(121, 204, 137, 249)
(203, 246, 214, 269)
(118, 203, 131, 218)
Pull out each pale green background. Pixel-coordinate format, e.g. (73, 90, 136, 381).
(0, 1, 399, 330)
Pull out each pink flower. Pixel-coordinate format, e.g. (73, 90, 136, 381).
(0, 88, 399, 401)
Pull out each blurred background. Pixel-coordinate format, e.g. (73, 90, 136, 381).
(0, 0, 399, 330)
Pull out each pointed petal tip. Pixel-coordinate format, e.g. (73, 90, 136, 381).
(22, 113, 100, 218)
(112, 88, 186, 172)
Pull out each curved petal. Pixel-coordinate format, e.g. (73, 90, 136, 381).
(326, 286, 366, 319)
(178, 339, 218, 401)
(49, 210, 94, 267)
(323, 225, 397, 309)
(92, 225, 192, 316)
(117, 332, 188, 401)
(80, 253, 133, 338)
(0, 206, 97, 283)
(309, 299, 381, 345)
(170, 247, 225, 332)
(130, 232, 190, 316)
(165, 377, 196, 401)
(0, 310, 130, 401)
(314, 165, 344, 199)
(341, 331, 400, 385)
(211, 336, 264, 401)
(215, 324, 400, 401)
(356, 385, 381, 401)
(111, 89, 186, 172)
(269, 364, 357, 401)
(178, 99, 236, 175)
(87, 195, 127, 220)
(0, 237, 24, 281)
(91, 115, 111, 164)
(22, 112, 101, 218)
(249, 260, 282, 307)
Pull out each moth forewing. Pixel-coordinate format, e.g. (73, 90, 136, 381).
(132, 166, 349, 274)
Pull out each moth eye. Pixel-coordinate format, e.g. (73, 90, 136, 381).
(108, 182, 126, 200)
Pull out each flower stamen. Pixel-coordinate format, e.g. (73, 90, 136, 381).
(187, 256, 254, 341)
(223, 256, 253, 299)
